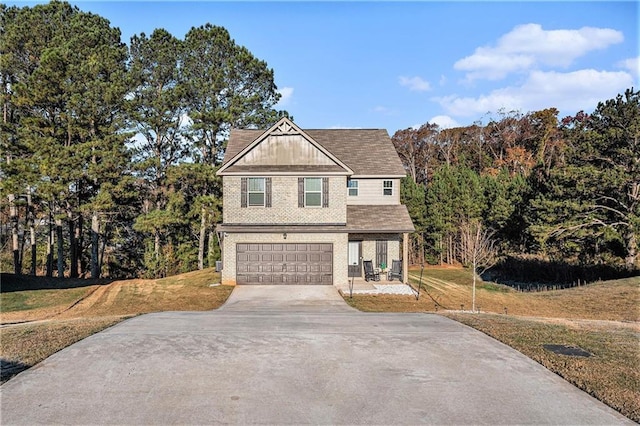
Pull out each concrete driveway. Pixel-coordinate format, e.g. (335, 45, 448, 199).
(0, 285, 631, 425)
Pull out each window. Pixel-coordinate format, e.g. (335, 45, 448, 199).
(305, 177, 322, 207)
(383, 180, 393, 196)
(347, 179, 358, 196)
(248, 177, 265, 206)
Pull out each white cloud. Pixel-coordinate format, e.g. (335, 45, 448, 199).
(436, 69, 634, 117)
(399, 76, 431, 92)
(617, 57, 639, 78)
(455, 24, 624, 81)
(276, 86, 294, 106)
(429, 115, 460, 129)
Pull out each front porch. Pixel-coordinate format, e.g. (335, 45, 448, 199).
(336, 276, 416, 296)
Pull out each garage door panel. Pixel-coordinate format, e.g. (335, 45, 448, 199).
(237, 243, 332, 285)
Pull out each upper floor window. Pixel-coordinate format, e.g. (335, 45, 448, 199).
(241, 177, 271, 207)
(298, 177, 328, 208)
(383, 180, 393, 196)
(248, 177, 265, 206)
(305, 177, 322, 207)
(347, 179, 358, 196)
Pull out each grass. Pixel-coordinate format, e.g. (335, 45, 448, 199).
(1, 287, 93, 313)
(1, 268, 233, 382)
(1, 317, 123, 382)
(344, 266, 640, 422)
(444, 313, 640, 423)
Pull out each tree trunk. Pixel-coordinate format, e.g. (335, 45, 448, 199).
(208, 230, 216, 267)
(198, 207, 207, 270)
(624, 229, 637, 268)
(472, 258, 477, 313)
(46, 208, 54, 277)
(99, 223, 107, 277)
(76, 214, 84, 276)
(56, 215, 64, 278)
(27, 190, 36, 275)
(9, 193, 20, 274)
(91, 212, 100, 278)
(68, 211, 78, 278)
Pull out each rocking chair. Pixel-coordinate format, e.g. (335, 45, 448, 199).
(387, 260, 402, 281)
(363, 260, 380, 282)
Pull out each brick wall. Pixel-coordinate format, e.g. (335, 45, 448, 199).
(223, 176, 347, 224)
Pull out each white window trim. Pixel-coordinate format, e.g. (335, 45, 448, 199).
(383, 180, 393, 196)
(248, 177, 266, 207)
(304, 177, 322, 207)
(347, 179, 358, 196)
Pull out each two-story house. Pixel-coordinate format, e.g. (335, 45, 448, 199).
(216, 117, 414, 287)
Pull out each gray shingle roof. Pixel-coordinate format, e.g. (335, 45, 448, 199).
(216, 204, 415, 234)
(346, 205, 415, 233)
(223, 128, 406, 177)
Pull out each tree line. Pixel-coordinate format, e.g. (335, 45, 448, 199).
(2, 2, 637, 282)
(1, 1, 287, 278)
(395, 89, 639, 278)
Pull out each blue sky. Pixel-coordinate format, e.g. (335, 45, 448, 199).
(7, 1, 640, 134)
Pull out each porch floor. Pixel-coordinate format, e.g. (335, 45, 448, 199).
(336, 277, 415, 295)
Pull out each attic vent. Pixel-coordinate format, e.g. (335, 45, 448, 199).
(272, 120, 299, 135)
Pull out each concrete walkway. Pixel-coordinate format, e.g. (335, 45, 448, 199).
(0, 285, 632, 425)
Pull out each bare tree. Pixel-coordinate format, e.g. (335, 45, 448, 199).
(459, 221, 498, 312)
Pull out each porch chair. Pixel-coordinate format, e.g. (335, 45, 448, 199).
(387, 260, 403, 281)
(363, 260, 380, 282)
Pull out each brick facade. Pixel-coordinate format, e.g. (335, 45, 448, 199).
(223, 176, 346, 225)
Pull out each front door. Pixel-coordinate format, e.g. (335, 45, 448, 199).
(348, 241, 361, 277)
(376, 240, 388, 270)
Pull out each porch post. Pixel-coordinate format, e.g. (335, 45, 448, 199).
(402, 232, 409, 283)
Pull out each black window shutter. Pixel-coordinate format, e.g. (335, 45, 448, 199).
(322, 177, 329, 208)
(265, 177, 272, 207)
(241, 178, 247, 208)
(298, 178, 304, 207)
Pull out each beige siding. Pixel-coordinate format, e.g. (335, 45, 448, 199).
(221, 232, 348, 286)
(223, 176, 347, 224)
(346, 178, 401, 205)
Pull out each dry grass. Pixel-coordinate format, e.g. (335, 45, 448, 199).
(1, 317, 123, 382)
(1, 268, 233, 382)
(344, 266, 640, 422)
(346, 267, 639, 322)
(444, 313, 640, 423)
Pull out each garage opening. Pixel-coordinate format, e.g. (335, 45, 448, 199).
(236, 243, 333, 285)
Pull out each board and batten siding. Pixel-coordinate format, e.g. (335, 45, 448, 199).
(346, 178, 401, 205)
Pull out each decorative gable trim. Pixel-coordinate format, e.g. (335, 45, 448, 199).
(217, 117, 354, 176)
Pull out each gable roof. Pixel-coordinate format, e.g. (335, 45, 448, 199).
(217, 118, 353, 176)
(219, 119, 406, 177)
